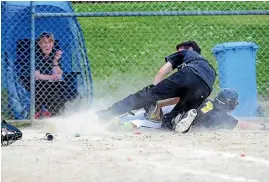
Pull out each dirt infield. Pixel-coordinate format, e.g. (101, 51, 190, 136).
(2, 122, 269, 182)
(2, 109, 269, 182)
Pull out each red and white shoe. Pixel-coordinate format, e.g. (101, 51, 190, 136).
(42, 109, 52, 118)
(35, 111, 42, 119)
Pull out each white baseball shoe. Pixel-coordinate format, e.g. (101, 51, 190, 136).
(173, 109, 197, 133)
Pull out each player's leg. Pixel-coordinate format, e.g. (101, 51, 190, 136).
(161, 69, 210, 130)
(142, 71, 195, 123)
(96, 85, 154, 120)
(96, 78, 180, 120)
(172, 88, 208, 132)
(160, 90, 194, 129)
(47, 82, 62, 116)
(161, 93, 202, 131)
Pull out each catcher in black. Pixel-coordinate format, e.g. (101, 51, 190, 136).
(171, 88, 269, 133)
(97, 40, 217, 127)
(1, 120, 23, 146)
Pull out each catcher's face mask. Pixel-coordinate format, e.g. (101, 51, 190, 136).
(1, 120, 22, 146)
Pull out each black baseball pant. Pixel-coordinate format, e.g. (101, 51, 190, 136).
(99, 67, 211, 123)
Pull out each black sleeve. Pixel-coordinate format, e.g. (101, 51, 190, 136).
(165, 49, 187, 69)
(221, 115, 239, 130)
(35, 53, 42, 71)
(35, 59, 41, 71)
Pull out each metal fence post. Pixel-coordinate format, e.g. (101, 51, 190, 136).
(30, 2, 36, 122)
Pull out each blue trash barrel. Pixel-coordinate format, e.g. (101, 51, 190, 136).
(212, 42, 259, 117)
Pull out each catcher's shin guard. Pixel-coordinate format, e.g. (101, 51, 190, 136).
(1, 120, 22, 146)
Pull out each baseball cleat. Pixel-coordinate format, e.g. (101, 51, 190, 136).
(173, 109, 197, 133)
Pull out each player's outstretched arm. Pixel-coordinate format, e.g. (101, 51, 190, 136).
(153, 62, 173, 85)
(236, 120, 268, 130)
(144, 98, 180, 121)
(157, 98, 180, 108)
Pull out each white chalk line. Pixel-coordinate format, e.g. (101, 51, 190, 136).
(136, 160, 260, 182)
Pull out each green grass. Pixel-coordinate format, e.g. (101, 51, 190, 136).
(24, 2, 267, 103)
(73, 1, 269, 12)
(72, 2, 269, 102)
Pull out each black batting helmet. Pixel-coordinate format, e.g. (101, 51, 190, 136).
(214, 88, 239, 111)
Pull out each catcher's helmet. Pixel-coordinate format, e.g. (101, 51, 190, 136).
(1, 120, 22, 146)
(214, 88, 239, 111)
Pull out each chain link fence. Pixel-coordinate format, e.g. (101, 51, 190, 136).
(1, 1, 93, 120)
(1, 1, 269, 121)
(73, 1, 269, 115)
